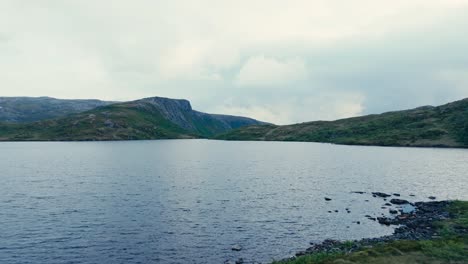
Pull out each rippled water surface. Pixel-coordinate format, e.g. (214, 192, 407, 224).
(1, 140, 467, 263)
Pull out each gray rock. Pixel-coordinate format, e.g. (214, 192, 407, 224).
(235, 258, 244, 264)
(390, 199, 410, 205)
(104, 119, 114, 128)
(231, 245, 242, 251)
(372, 192, 391, 198)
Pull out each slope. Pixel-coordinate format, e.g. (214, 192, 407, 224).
(216, 98, 468, 148)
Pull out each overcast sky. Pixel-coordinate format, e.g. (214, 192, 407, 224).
(2, 1, 468, 124)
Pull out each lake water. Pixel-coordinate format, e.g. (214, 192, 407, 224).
(1, 140, 467, 263)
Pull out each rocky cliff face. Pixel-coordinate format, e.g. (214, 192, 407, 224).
(136, 97, 265, 136)
(137, 97, 195, 131)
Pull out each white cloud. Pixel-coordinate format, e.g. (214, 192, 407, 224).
(436, 69, 468, 98)
(236, 56, 308, 87)
(214, 104, 289, 125)
(303, 93, 365, 121)
(1, 0, 468, 122)
(438, 69, 468, 88)
(212, 92, 365, 124)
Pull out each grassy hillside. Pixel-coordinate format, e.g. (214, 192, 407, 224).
(0, 102, 195, 141)
(216, 98, 468, 148)
(0, 97, 114, 123)
(0, 97, 265, 141)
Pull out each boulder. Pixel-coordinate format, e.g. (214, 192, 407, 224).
(390, 199, 410, 205)
(232, 245, 242, 251)
(372, 192, 391, 198)
(235, 258, 244, 264)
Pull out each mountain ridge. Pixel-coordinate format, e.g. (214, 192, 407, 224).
(0, 96, 266, 141)
(0, 96, 116, 123)
(216, 98, 468, 148)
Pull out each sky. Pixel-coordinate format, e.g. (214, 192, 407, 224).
(1, 1, 468, 124)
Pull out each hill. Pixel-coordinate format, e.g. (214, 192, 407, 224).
(0, 97, 115, 123)
(0, 96, 265, 141)
(216, 98, 468, 148)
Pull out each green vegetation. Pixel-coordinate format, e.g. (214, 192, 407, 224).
(273, 201, 468, 264)
(2, 96, 468, 144)
(217, 98, 468, 148)
(0, 96, 113, 123)
(0, 103, 196, 141)
(0, 97, 263, 141)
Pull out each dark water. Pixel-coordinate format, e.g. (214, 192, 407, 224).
(1, 140, 467, 264)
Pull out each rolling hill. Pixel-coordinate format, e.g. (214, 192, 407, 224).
(216, 98, 468, 148)
(0, 96, 265, 141)
(0, 97, 115, 123)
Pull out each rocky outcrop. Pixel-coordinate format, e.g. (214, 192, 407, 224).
(137, 96, 265, 136)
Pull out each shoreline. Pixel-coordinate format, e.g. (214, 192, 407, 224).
(274, 199, 468, 264)
(0, 138, 467, 150)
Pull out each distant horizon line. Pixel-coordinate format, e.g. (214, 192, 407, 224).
(2, 95, 467, 127)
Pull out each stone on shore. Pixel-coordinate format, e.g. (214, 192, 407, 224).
(390, 198, 410, 205)
(288, 201, 455, 262)
(372, 192, 391, 198)
(232, 245, 242, 251)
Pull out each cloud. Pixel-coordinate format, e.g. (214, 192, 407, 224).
(438, 69, 468, 89)
(212, 91, 365, 125)
(436, 69, 468, 99)
(236, 56, 308, 87)
(158, 39, 239, 81)
(1, 1, 468, 122)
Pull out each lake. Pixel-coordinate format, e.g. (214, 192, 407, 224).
(1, 140, 467, 263)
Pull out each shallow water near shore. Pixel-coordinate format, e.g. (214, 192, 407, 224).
(1, 140, 467, 263)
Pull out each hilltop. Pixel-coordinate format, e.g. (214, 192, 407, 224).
(0, 96, 264, 141)
(216, 98, 468, 148)
(0, 97, 115, 123)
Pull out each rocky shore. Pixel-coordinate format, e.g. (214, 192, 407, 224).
(223, 194, 467, 264)
(291, 199, 460, 260)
